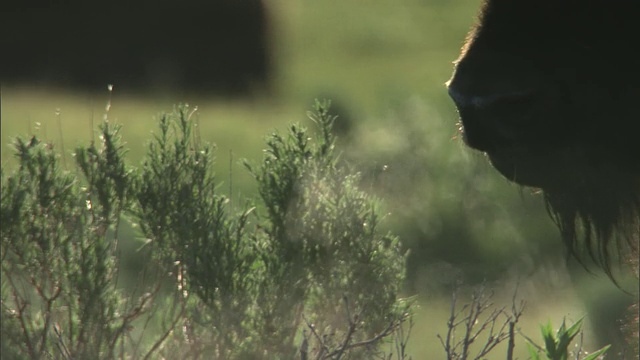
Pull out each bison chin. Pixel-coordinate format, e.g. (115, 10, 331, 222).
(466, 131, 638, 274)
(460, 116, 639, 273)
(486, 143, 640, 275)
(479, 143, 579, 189)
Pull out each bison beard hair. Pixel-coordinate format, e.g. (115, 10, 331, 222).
(543, 163, 639, 279)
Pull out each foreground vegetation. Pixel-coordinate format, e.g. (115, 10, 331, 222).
(1, 102, 412, 358)
(2, 100, 618, 359)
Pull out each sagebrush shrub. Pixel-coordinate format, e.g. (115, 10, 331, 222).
(1, 101, 411, 359)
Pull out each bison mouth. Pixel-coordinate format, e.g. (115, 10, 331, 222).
(482, 145, 578, 189)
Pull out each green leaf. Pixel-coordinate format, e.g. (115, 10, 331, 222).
(541, 321, 558, 359)
(582, 344, 611, 360)
(556, 318, 582, 358)
(527, 343, 542, 360)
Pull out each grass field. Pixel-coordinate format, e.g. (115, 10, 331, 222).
(2, 0, 635, 358)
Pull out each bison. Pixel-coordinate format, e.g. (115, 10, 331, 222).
(0, 0, 271, 96)
(447, 0, 638, 278)
(447, 0, 638, 353)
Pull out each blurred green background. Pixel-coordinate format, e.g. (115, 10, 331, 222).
(1, 0, 636, 358)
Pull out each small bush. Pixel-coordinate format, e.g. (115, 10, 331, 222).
(1, 101, 411, 359)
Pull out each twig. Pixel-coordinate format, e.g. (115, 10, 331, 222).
(334, 295, 359, 360)
(302, 314, 330, 358)
(325, 319, 402, 358)
(438, 284, 524, 360)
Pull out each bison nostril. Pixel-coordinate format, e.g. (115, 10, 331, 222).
(448, 86, 537, 110)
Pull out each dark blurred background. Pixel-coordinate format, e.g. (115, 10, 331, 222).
(1, 0, 270, 95)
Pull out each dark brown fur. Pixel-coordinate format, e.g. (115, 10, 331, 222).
(447, 0, 639, 277)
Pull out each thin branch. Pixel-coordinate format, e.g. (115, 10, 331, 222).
(302, 314, 329, 358)
(39, 284, 62, 355)
(142, 292, 189, 360)
(325, 319, 402, 358)
(334, 296, 359, 360)
(5, 270, 37, 358)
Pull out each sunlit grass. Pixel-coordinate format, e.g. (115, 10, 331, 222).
(1, 87, 305, 199)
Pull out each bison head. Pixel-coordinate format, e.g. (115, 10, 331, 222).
(447, 0, 639, 275)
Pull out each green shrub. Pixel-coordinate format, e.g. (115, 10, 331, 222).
(1, 101, 411, 359)
(1, 127, 129, 359)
